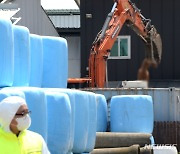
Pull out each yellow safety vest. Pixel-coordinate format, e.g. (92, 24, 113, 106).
(0, 127, 43, 154)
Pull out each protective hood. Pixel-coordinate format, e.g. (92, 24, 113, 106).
(0, 96, 26, 132)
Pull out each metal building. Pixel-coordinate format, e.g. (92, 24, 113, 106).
(0, 0, 59, 36)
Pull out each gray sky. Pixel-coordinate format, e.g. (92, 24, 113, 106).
(41, 0, 79, 9)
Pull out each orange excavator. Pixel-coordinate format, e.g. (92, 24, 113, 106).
(68, 0, 162, 88)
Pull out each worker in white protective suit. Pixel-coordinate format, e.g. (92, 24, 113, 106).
(0, 96, 50, 154)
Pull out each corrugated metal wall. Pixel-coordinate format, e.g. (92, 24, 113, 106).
(153, 121, 180, 151)
(80, 0, 180, 82)
(49, 15, 80, 28)
(13, 0, 59, 36)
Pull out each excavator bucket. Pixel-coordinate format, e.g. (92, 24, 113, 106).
(145, 26, 162, 64)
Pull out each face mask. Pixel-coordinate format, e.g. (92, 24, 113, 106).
(16, 114, 31, 131)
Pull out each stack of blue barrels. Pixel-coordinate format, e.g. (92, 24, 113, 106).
(91, 95, 155, 153)
(0, 17, 110, 154)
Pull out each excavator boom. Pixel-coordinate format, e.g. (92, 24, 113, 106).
(89, 0, 162, 88)
(68, 0, 162, 88)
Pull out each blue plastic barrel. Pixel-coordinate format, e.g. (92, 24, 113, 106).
(0, 89, 25, 102)
(12, 25, 30, 86)
(0, 18, 14, 87)
(2, 87, 47, 141)
(45, 91, 71, 154)
(29, 34, 43, 87)
(110, 95, 153, 133)
(96, 94, 108, 132)
(72, 90, 89, 153)
(84, 92, 97, 153)
(42, 36, 68, 88)
(43, 88, 75, 153)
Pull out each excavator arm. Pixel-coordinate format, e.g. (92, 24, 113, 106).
(89, 0, 162, 88)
